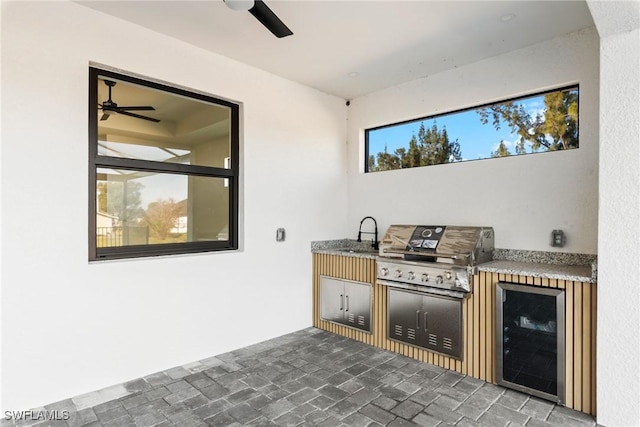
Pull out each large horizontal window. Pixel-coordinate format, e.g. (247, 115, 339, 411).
(365, 85, 579, 172)
(89, 67, 239, 260)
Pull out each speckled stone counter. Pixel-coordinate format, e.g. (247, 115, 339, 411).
(490, 249, 597, 283)
(478, 260, 595, 283)
(311, 239, 379, 259)
(493, 248, 596, 267)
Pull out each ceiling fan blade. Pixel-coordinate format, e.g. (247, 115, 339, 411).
(116, 106, 156, 111)
(117, 110, 161, 123)
(249, 0, 293, 38)
(100, 112, 110, 121)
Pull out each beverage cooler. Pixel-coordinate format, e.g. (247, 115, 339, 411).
(496, 282, 565, 404)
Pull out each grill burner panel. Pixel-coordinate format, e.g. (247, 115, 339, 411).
(377, 259, 470, 296)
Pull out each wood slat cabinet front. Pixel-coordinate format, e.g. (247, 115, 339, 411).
(312, 254, 597, 415)
(313, 253, 377, 344)
(469, 272, 597, 416)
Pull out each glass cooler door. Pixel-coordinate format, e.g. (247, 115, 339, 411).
(496, 282, 565, 403)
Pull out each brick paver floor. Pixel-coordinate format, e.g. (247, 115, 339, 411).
(1, 328, 600, 427)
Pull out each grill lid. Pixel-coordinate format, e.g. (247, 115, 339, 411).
(379, 225, 494, 266)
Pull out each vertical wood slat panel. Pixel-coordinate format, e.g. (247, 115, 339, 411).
(591, 284, 597, 416)
(312, 254, 317, 327)
(483, 281, 495, 381)
(489, 274, 496, 383)
(582, 284, 591, 414)
(314, 255, 377, 346)
(374, 281, 380, 347)
(312, 254, 596, 416)
(574, 282, 583, 412)
(383, 285, 388, 351)
(479, 272, 487, 381)
(462, 291, 470, 376)
(378, 284, 384, 348)
(565, 281, 575, 408)
(473, 274, 481, 378)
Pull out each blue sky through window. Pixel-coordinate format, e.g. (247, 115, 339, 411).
(366, 88, 575, 167)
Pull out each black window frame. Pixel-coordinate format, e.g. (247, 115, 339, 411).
(364, 84, 580, 173)
(88, 67, 239, 261)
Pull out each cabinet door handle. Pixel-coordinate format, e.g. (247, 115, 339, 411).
(345, 295, 349, 312)
(415, 310, 420, 329)
(339, 294, 344, 311)
(424, 312, 429, 331)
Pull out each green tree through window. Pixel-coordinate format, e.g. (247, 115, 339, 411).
(365, 85, 579, 171)
(368, 122, 461, 171)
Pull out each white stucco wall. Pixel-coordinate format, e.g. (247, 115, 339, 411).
(588, 1, 640, 426)
(2, 1, 639, 424)
(0, 1, 347, 410)
(596, 28, 640, 425)
(346, 28, 599, 254)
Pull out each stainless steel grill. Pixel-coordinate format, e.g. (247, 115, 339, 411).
(377, 224, 495, 297)
(377, 224, 494, 359)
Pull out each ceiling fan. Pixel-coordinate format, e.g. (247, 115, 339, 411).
(98, 80, 160, 123)
(224, 0, 293, 38)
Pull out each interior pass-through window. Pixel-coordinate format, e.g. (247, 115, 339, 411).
(88, 67, 239, 260)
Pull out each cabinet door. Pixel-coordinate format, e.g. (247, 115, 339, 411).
(320, 276, 345, 324)
(421, 294, 462, 358)
(388, 288, 423, 345)
(343, 281, 372, 332)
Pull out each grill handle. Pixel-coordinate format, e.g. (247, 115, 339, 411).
(381, 249, 462, 260)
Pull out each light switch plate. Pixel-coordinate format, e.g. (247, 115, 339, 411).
(551, 229, 565, 247)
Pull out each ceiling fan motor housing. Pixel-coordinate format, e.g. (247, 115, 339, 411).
(98, 79, 160, 123)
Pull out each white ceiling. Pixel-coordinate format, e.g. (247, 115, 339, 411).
(78, 0, 595, 99)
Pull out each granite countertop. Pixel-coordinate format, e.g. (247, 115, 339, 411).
(311, 240, 597, 283)
(487, 248, 597, 283)
(311, 239, 379, 259)
(478, 260, 595, 283)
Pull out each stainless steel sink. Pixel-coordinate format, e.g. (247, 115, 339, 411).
(344, 248, 378, 254)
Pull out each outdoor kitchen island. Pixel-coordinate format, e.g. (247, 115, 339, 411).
(311, 240, 597, 416)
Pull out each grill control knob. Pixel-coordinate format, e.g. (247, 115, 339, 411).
(394, 269, 403, 278)
(407, 272, 416, 280)
(421, 273, 430, 282)
(436, 275, 444, 284)
(380, 267, 389, 277)
(445, 271, 452, 280)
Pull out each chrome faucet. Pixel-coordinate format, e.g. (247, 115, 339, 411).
(357, 216, 379, 250)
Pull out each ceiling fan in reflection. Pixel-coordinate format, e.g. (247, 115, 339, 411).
(98, 80, 160, 123)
